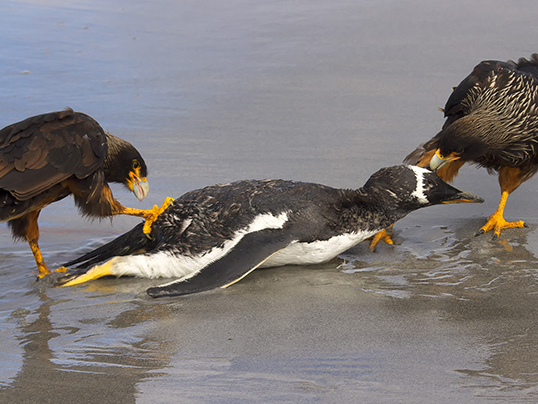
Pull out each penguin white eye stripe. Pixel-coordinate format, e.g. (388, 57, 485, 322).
(409, 166, 429, 204)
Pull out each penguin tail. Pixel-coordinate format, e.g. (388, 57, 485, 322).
(62, 223, 155, 269)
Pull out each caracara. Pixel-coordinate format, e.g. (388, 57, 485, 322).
(370, 54, 538, 249)
(406, 54, 538, 238)
(0, 108, 172, 277)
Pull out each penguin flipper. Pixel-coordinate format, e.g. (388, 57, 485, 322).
(146, 228, 296, 298)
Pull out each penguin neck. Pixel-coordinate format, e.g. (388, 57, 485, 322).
(340, 188, 406, 233)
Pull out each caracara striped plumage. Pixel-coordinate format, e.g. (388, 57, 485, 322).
(404, 54, 538, 238)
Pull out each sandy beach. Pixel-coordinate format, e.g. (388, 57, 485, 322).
(2, 1, 538, 402)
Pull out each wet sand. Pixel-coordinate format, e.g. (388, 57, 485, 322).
(2, 0, 538, 403)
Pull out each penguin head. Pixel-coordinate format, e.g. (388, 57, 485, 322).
(361, 165, 483, 214)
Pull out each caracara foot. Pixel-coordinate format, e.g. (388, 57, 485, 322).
(476, 212, 527, 239)
(37, 265, 68, 279)
(142, 197, 175, 235)
(369, 226, 394, 251)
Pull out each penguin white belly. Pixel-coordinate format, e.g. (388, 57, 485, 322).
(261, 230, 376, 267)
(108, 211, 291, 280)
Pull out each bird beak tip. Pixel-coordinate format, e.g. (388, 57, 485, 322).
(133, 178, 149, 201)
(442, 191, 484, 204)
(430, 153, 447, 171)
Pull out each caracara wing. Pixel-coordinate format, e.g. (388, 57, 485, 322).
(404, 56, 538, 166)
(441, 60, 505, 127)
(443, 56, 538, 129)
(0, 109, 107, 201)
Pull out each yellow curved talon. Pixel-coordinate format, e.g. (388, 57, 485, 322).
(479, 212, 526, 238)
(36, 264, 68, 279)
(369, 225, 394, 251)
(142, 196, 174, 234)
(54, 266, 68, 273)
(477, 191, 526, 238)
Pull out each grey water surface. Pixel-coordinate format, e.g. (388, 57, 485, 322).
(2, 0, 538, 403)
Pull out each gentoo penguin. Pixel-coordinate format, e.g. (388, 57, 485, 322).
(59, 165, 483, 297)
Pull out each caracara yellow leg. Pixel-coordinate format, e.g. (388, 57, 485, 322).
(369, 224, 394, 251)
(29, 241, 67, 278)
(61, 259, 116, 287)
(477, 191, 526, 238)
(120, 196, 175, 235)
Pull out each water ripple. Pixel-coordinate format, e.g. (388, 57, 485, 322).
(340, 221, 538, 300)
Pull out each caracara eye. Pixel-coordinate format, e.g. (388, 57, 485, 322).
(132, 160, 141, 170)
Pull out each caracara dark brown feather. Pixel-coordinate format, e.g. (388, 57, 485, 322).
(0, 108, 172, 277)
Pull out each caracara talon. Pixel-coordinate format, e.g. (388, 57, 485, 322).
(477, 213, 526, 239)
(142, 197, 175, 234)
(472, 188, 526, 239)
(55, 266, 68, 273)
(369, 225, 394, 251)
(36, 265, 68, 279)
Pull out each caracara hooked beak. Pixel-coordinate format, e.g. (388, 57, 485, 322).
(126, 161, 149, 201)
(429, 149, 461, 171)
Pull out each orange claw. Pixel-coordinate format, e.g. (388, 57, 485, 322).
(476, 191, 526, 239)
(477, 211, 526, 239)
(142, 197, 175, 235)
(369, 224, 394, 251)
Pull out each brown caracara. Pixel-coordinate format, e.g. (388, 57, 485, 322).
(370, 54, 538, 249)
(0, 108, 173, 277)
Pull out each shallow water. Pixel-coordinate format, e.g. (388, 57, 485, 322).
(2, 0, 538, 402)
